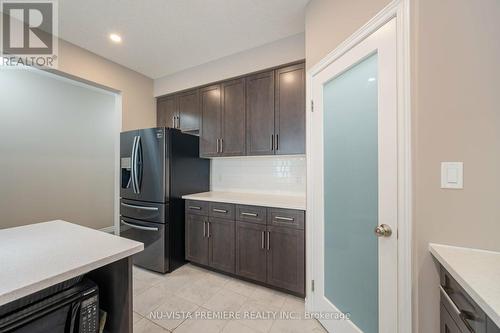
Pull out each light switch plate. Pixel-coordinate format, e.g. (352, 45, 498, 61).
(441, 162, 463, 189)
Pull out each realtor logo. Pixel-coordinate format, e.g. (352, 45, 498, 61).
(1, 0, 58, 67)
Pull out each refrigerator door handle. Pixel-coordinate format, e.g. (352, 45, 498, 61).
(130, 136, 138, 193)
(121, 220, 159, 232)
(133, 135, 142, 194)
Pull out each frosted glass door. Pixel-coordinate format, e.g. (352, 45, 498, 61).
(309, 18, 398, 333)
(323, 53, 379, 333)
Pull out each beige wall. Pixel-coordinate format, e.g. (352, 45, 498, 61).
(1, 69, 116, 230)
(58, 40, 156, 130)
(306, 0, 500, 332)
(413, 0, 500, 331)
(305, 0, 392, 69)
(154, 34, 305, 96)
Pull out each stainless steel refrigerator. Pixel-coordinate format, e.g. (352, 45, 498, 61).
(119, 127, 209, 273)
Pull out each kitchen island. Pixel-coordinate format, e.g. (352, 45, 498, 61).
(0, 220, 143, 333)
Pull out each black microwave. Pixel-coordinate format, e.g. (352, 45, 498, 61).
(0, 278, 99, 333)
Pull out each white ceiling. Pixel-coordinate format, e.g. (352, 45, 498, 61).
(58, 0, 309, 79)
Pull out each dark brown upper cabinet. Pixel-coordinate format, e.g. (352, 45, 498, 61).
(157, 95, 178, 129)
(200, 84, 222, 157)
(246, 63, 306, 156)
(158, 61, 305, 157)
(275, 63, 306, 155)
(156, 89, 200, 132)
(178, 89, 200, 132)
(200, 80, 246, 158)
(246, 71, 275, 156)
(221, 78, 246, 156)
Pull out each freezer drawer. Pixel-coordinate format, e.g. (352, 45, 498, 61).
(120, 199, 166, 223)
(120, 217, 168, 273)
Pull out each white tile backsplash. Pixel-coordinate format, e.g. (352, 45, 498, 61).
(210, 155, 306, 195)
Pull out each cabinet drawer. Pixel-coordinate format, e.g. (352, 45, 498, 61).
(440, 268, 487, 333)
(268, 208, 305, 230)
(487, 318, 500, 333)
(185, 200, 208, 216)
(209, 202, 235, 220)
(441, 303, 463, 333)
(236, 205, 267, 224)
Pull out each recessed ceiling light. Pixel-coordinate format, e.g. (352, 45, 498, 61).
(109, 33, 122, 43)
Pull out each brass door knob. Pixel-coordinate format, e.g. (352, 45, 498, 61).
(374, 224, 392, 237)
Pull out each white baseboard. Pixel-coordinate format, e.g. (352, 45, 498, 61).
(99, 225, 115, 234)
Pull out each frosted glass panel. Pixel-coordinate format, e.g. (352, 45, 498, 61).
(323, 54, 378, 333)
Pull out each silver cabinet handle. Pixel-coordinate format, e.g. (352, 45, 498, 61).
(121, 220, 159, 232)
(213, 208, 228, 213)
(216, 138, 220, 153)
(276, 134, 279, 150)
(241, 212, 258, 217)
(220, 138, 223, 153)
(207, 222, 211, 238)
(275, 216, 294, 222)
(189, 206, 202, 210)
(439, 286, 475, 332)
(172, 116, 176, 128)
(121, 203, 159, 211)
(261, 231, 265, 249)
(267, 231, 270, 250)
(270, 134, 274, 151)
(203, 221, 206, 237)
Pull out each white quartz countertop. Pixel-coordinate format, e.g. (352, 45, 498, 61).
(429, 243, 500, 327)
(182, 191, 306, 210)
(0, 220, 143, 306)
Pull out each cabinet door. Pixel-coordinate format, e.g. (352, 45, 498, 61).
(275, 63, 306, 155)
(178, 89, 200, 132)
(200, 85, 221, 157)
(246, 71, 275, 156)
(236, 221, 267, 283)
(185, 214, 208, 265)
(208, 218, 235, 274)
(266, 226, 305, 294)
(157, 96, 178, 128)
(221, 78, 246, 156)
(440, 304, 463, 333)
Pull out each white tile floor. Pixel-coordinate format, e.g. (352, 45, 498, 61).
(133, 264, 326, 333)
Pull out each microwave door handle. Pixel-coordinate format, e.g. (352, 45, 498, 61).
(68, 300, 81, 333)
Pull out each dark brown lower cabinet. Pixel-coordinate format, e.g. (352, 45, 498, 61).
(439, 266, 499, 333)
(441, 304, 462, 333)
(185, 200, 305, 296)
(185, 214, 208, 265)
(266, 226, 305, 294)
(236, 221, 267, 283)
(208, 218, 235, 273)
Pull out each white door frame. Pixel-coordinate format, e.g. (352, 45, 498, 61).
(305, 1, 412, 332)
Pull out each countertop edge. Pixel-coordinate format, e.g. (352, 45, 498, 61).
(0, 243, 143, 306)
(429, 243, 500, 328)
(182, 193, 306, 211)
